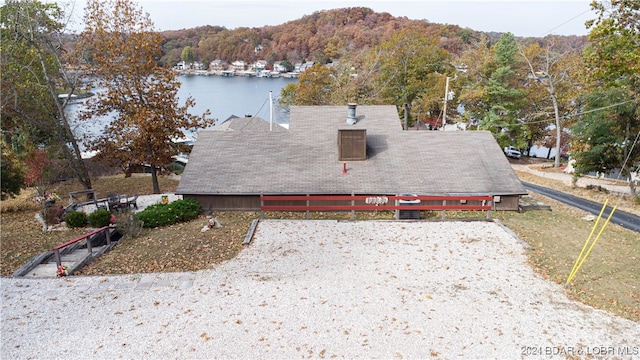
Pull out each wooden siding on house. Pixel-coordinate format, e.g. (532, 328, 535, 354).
(184, 195, 261, 212)
(183, 192, 520, 214)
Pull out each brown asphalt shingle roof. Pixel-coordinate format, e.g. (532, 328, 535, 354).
(176, 105, 527, 196)
(214, 116, 288, 132)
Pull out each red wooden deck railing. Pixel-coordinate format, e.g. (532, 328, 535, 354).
(52, 226, 111, 267)
(260, 194, 493, 219)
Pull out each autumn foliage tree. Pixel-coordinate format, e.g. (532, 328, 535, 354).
(77, 0, 213, 193)
(287, 63, 337, 105)
(572, 0, 640, 196)
(23, 149, 66, 211)
(1, 0, 92, 194)
(519, 38, 584, 166)
(371, 30, 452, 129)
(279, 57, 381, 108)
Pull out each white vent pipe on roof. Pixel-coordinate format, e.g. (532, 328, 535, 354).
(347, 103, 357, 125)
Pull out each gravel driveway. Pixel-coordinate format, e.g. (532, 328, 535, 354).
(1, 220, 638, 359)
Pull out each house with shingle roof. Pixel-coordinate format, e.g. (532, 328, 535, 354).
(209, 59, 227, 71)
(176, 105, 527, 211)
(213, 115, 288, 133)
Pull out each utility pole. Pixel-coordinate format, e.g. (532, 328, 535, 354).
(404, 103, 409, 130)
(442, 76, 450, 130)
(269, 91, 273, 132)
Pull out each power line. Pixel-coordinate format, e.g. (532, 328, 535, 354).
(540, 8, 593, 37)
(568, 99, 635, 119)
(479, 99, 635, 128)
(253, 97, 269, 118)
(612, 130, 639, 207)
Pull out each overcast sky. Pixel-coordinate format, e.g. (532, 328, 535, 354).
(63, 0, 597, 37)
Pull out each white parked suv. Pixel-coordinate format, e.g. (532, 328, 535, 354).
(504, 146, 521, 159)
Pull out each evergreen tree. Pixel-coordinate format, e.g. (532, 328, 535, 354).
(459, 33, 527, 148)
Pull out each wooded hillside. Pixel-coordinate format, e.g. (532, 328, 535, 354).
(158, 7, 491, 67)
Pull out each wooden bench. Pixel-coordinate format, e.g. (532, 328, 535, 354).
(69, 189, 97, 205)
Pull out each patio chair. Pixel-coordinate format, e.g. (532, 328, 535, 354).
(125, 194, 138, 210)
(106, 192, 121, 211)
(93, 198, 108, 211)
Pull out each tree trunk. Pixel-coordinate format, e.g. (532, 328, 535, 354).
(519, 44, 563, 167)
(151, 166, 161, 194)
(46, 74, 93, 190)
(29, 24, 93, 190)
(552, 90, 561, 168)
(623, 121, 636, 197)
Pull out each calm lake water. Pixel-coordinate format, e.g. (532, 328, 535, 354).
(68, 74, 297, 149)
(176, 74, 296, 124)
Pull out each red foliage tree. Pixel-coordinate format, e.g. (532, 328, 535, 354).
(24, 150, 52, 187)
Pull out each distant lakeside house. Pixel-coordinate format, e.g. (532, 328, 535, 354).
(208, 59, 227, 71)
(176, 105, 527, 212)
(175, 61, 204, 70)
(175, 59, 305, 78)
(230, 60, 247, 71)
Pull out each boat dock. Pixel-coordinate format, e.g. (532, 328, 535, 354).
(177, 69, 299, 78)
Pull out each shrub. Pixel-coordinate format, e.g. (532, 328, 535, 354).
(135, 203, 172, 228)
(586, 184, 609, 194)
(115, 212, 145, 239)
(65, 211, 87, 228)
(169, 198, 201, 221)
(135, 198, 201, 228)
(88, 209, 111, 228)
(168, 162, 185, 175)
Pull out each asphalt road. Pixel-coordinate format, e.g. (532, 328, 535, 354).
(522, 182, 640, 233)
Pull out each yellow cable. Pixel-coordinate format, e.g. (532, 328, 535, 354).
(567, 205, 617, 284)
(566, 199, 608, 285)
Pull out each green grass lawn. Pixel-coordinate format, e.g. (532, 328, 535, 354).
(496, 196, 639, 322)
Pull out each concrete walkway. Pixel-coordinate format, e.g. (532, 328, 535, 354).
(80, 193, 184, 214)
